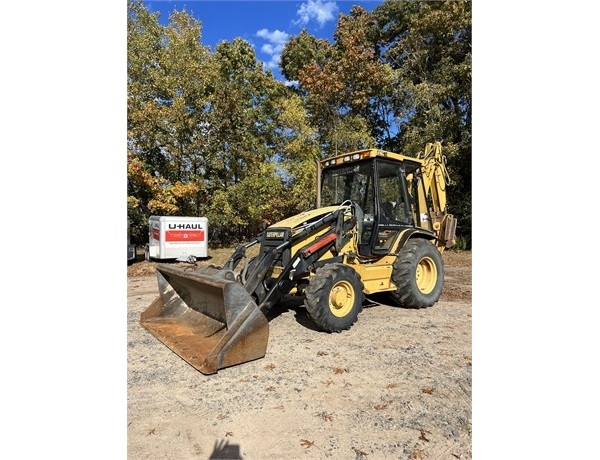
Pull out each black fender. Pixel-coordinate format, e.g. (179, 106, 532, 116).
(391, 227, 438, 255)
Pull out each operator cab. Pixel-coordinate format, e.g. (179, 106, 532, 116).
(320, 152, 425, 256)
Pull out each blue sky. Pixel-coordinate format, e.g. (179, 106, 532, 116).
(143, 0, 384, 80)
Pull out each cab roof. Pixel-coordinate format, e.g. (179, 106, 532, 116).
(320, 148, 423, 169)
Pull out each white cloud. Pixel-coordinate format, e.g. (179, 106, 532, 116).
(255, 28, 290, 70)
(256, 29, 289, 45)
(294, 0, 338, 27)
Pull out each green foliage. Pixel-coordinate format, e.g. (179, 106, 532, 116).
(452, 234, 470, 251)
(280, 30, 332, 84)
(372, 0, 472, 242)
(283, 5, 387, 155)
(206, 162, 286, 242)
(270, 94, 320, 214)
(127, 1, 294, 243)
(128, 0, 213, 232)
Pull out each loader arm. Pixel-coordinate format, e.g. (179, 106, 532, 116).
(245, 206, 353, 311)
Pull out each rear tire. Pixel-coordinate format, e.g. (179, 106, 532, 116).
(389, 239, 444, 308)
(304, 264, 364, 332)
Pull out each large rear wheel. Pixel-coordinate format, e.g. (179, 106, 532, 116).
(304, 264, 364, 332)
(389, 239, 444, 308)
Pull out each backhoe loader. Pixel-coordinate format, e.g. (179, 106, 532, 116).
(140, 142, 457, 374)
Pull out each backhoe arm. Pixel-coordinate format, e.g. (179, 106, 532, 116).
(417, 142, 457, 249)
(418, 142, 450, 214)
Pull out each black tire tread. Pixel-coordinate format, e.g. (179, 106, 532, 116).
(304, 263, 364, 332)
(389, 239, 444, 308)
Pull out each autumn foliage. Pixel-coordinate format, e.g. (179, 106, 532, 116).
(127, 0, 471, 247)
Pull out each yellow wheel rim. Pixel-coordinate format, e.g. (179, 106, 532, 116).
(416, 256, 437, 294)
(329, 280, 355, 317)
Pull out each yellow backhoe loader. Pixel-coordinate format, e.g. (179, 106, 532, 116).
(140, 142, 457, 374)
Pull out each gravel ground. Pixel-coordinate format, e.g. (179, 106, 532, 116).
(127, 250, 471, 459)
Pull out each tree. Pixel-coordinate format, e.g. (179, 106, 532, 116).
(271, 93, 320, 215)
(127, 1, 211, 239)
(201, 38, 295, 241)
(372, 0, 472, 246)
(279, 30, 332, 84)
(128, 1, 301, 243)
(282, 8, 393, 155)
(127, 1, 471, 248)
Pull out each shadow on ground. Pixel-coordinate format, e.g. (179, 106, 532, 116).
(209, 439, 242, 459)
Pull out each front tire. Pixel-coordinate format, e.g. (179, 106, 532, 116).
(304, 264, 364, 332)
(389, 239, 444, 308)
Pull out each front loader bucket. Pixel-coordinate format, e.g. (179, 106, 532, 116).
(140, 264, 269, 375)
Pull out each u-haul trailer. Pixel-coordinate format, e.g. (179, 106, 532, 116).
(145, 216, 208, 261)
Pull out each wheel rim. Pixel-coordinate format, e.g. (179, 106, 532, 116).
(416, 256, 437, 294)
(329, 280, 355, 317)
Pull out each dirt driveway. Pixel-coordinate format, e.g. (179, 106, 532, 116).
(127, 251, 471, 459)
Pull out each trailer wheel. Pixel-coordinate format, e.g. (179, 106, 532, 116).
(304, 263, 364, 332)
(389, 239, 444, 308)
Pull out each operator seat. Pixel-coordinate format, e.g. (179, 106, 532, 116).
(382, 201, 395, 220)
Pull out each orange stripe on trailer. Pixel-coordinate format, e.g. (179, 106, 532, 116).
(165, 230, 205, 242)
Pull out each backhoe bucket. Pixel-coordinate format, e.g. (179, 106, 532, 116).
(140, 264, 269, 375)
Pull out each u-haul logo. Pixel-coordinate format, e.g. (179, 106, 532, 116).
(168, 223, 203, 230)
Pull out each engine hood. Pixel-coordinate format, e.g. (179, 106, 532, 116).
(268, 206, 341, 231)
